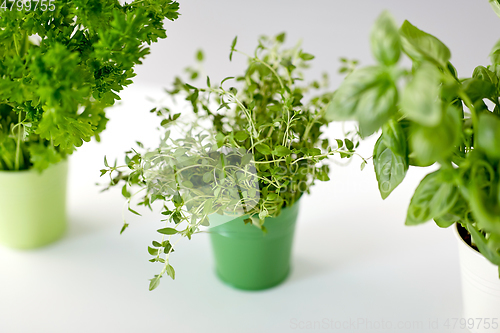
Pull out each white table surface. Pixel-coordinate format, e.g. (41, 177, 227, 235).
(2, 1, 498, 331)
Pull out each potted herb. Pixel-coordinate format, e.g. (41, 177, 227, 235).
(102, 34, 363, 290)
(326, 8, 500, 330)
(0, 0, 180, 249)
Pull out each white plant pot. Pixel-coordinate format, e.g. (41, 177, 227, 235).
(455, 224, 500, 333)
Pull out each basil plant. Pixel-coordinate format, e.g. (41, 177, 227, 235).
(326, 9, 500, 276)
(0, 0, 180, 171)
(102, 34, 363, 290)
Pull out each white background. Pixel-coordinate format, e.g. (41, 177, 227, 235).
(1, 0, 499, 332)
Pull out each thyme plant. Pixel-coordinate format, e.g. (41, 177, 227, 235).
(102, 34, 363, 290)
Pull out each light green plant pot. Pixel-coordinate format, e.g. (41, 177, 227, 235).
(209, 201, 300, 290)
(0, 160, 68, 249)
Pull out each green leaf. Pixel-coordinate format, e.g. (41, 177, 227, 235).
(370, 11, 401, 66)
(382, 119, 407, 157)
(181, 180, 193, 188)
(215, 132, 225, 148)
(163, 240, 174, 253)
(148, 246, 159, 255)
(409, 104, 460, 165)
(241, 153, 253, 166)
(401, 62, 442, 126)
(275, 32, 286, 43)
(229, 36, 238, 61)
(344, 139, 354, 151)
(468, 162, 500, 234)
(489, 0, 500, 19)
(433, 218, 456, 229)
(317, 165, 330, 181)
(166, 264, 176, 279)
(267, 192, 278, 200)
(462, 78, 496, 105)
(308, 148, 321, 156)
(203, 172, 213, 183)
(172, 211, 182, 225)
(200, 216, 210, 226)
(373, 136, 408, 199)
(326, 66, 381, 121)
(203, 199, 214, 216)
(120, 223, 129, 234)
(399, 20, 451, 67)
(157, 227, 178, 235)
(173, 191, 183, 207)
(196, 49, 204, 62)
(325, 66, 397, 137)
(121, 185, 131, 198)
(221, 76, 235, 85)
(273, 145, 291, 156)
(255, 143, 272, 155)
(406, 170, 459, 225)
(433, 196, 467, 228)
(465, 222, 500, 266)
(128, 207, 142, 216)
(476, 112, 500, 159)
(490, 39, 500, 64)
(234, 131, 249, 141)
(149, 275, 161, 291)
(28, 144, 63, 171)
(472, 66, 498, 89)
(299, 52, 315, 61)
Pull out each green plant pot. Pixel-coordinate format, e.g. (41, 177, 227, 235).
(209, 201, 300, 290)
(0, 160, 68, 249)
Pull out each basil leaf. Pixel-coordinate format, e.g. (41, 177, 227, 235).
(462, 77, 496, 103)
(465, 222, 500, 266)
(476, 112, 500, 159)
(370, 11, 401, 66)
(406, 170, 459, 225)
(433, 217, 457, 229)
(409, 104, 460, 165)
(373, 135, 408, 199)
(468, 161, 500, 234)
(489, 0, 500, 19)
(356, 79, 398, 137)
(490, 39, 500, 65)
(473, 66, 498, 87)
(326, 66, 381, 121)
(326, 66, 397, 137)
(433, 195, 467, 228)
(401, 62, 442, 126)
(399, 20, 451, 67)
(382, 119, 406, 157)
